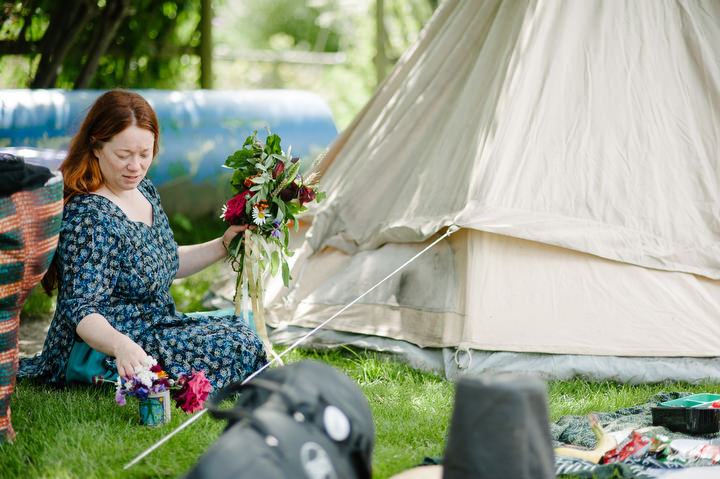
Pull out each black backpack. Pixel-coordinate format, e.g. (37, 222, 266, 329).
(184, 360, 374, 479)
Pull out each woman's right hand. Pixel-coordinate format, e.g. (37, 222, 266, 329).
(113, 337, 149, 379)
(76, 313, 150, 379)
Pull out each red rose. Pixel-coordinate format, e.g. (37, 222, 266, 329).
(272, 161, 285, 179)
(174, 369, 212, 413)
(298, 186, 316, 205)
(223, 190, 253, 225)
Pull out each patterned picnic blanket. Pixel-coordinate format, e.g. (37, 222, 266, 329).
(0, 155, 62, 442)
(552, 392, 720, 478)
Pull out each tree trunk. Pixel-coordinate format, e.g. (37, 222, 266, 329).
(74, 0, 131, 89)
(31, 0, 98, 88)
(200, 0, 213, 89)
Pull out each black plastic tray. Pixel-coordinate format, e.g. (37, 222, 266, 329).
(651, 394, 720, 434)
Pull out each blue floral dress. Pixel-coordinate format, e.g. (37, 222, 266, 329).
(18, 178, 266, 390)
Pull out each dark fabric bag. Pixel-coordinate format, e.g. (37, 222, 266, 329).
(0, 153, 53, 197)
(442, 374, 556, 479)
(184, 360, 374, 479)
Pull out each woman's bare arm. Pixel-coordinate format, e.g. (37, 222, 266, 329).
(175, 224, 247, 278)
(76, 313, 148, 379)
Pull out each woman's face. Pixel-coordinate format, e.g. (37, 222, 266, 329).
(94, 125, 155, 193)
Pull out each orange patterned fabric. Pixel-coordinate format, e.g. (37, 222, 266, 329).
(0, 177, 63, 442)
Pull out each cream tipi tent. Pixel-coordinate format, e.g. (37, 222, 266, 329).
(263, 0, 720, 382)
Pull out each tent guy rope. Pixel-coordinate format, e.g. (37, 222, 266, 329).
(124, 224, 459, 469)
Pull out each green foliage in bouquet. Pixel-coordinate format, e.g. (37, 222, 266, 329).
(221, 130, 325, 286)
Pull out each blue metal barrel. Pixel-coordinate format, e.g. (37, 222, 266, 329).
(0, 89, 338, 216)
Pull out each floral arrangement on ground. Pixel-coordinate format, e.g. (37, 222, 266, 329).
(94, 356, 211, 414)
(220, 129, 325, 286)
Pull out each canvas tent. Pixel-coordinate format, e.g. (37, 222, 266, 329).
(254, 0, 720, 383)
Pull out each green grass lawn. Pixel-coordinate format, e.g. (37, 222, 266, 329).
(12, 243, 720, 478)
(5, 345, 720, 479)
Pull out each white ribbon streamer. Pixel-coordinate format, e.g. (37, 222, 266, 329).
(242, 264, 250, 329)
(124, 225, 459, 470)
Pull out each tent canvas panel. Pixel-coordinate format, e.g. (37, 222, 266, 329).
(267, 229, 720, 356)
(258, 0, 720, 381)
(461, 231, 720, 356)
(311, 0, 720, 277)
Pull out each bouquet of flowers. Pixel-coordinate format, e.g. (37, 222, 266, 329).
(220, 129, 324, 358)
(221, 129, 324, 286)
(93, 356, 211, 414)
(111, 357, 170, 405)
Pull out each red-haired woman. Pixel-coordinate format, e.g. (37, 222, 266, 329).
(18, 90, 266, 391)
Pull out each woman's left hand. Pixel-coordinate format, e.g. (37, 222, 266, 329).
(222, 224, 250, 249)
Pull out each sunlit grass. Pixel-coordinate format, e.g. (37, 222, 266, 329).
(6, 347, 719, 478)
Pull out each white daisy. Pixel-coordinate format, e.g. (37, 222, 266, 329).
(136, 370, 156, 388)
(252, 206, 267, 225)
(141, 356, 157, 367)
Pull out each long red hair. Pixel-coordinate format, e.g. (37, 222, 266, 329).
(41, 90, 160, 293)
(61, 89, 160, 203)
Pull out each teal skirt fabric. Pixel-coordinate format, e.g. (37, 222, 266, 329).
(65, 309, 255, 384)
(65, 341, 118, 383)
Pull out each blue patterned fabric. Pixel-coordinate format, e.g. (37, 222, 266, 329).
(18, 178, 266, 391)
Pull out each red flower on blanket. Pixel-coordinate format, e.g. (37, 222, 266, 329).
(174, 369, 212, 413)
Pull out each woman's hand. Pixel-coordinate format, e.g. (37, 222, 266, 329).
(76, 312, 149, 379)
(222, 224, 250, 249)
(114, 337, 149, 379)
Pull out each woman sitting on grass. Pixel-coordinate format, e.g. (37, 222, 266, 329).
(18, 89, 267, 390)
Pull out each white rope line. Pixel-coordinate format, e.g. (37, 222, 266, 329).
(124, 225, 459, 470)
